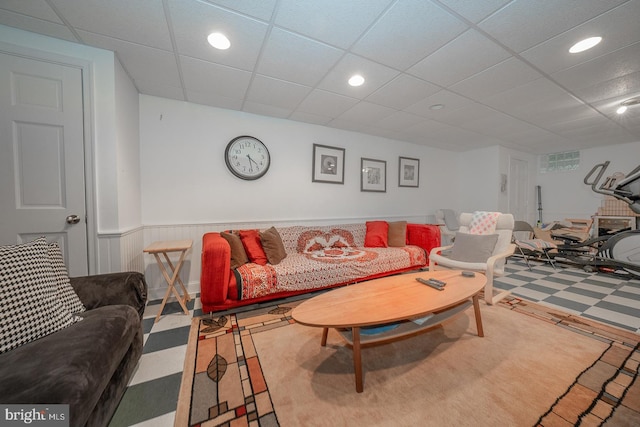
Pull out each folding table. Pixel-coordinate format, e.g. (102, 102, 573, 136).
(144, 239, 193, 323)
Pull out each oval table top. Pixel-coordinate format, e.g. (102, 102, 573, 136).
(292, 270, 486, 329)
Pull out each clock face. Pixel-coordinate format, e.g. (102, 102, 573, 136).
(225, 136, 271, 180)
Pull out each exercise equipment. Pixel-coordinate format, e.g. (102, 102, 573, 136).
(552, 162, 640, 278)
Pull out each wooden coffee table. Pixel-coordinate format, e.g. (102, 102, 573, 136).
(292, 270, 486, 392)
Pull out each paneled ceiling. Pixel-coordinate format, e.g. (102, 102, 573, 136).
(2, 0, 640, 154)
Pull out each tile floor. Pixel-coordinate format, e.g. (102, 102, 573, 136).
(108, 259, 640, 426)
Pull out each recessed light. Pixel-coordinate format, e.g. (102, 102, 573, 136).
(617, 106, 628, 114)
(207, 32, 230, 50)
(429, 104, 444, 110)
(569, 36, 602, 53)
(348, 74, 365, 87)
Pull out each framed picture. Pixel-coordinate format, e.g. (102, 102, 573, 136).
(312, 144, 345, 184)
(398, 157, 420, 188)
(361, 158, 386, 192)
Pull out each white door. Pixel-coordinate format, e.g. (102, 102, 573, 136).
(0, 53, 88, 275)
(509, 157, 530, 222)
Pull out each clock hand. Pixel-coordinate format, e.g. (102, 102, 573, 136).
(246, 154, 259, 171)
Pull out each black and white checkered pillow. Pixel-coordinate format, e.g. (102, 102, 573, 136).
(48, 242, 86, 314)
(0, 238, 80, 354)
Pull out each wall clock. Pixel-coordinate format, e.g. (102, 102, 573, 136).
(224, 135, 271, 180)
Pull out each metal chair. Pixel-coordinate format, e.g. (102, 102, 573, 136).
(513, 221, 557, 270)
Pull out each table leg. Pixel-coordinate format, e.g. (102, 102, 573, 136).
(321, 328, 328, 346)
(154, 250, 190, 323)
(472, 294, 484, 337)
(352, 327, 363, 393)
(162, 252, 191, 302)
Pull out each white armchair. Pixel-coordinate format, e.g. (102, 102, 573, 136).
(429, 212, 515, 305)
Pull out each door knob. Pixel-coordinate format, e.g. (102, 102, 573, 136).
(66, 215, 81, 224)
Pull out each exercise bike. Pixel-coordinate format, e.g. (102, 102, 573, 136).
(552, 161, 640, 279)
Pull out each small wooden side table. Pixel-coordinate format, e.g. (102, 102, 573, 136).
(144, 239, 193, 323)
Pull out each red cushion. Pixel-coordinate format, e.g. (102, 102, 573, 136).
(238, 230, 268, 265)
(364, 221, 389, 247)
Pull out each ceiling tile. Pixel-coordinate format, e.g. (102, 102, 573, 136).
(288, 111, 332, 126)
(138, 80, 185, 101)
(404, 89, 473, 118)
(479, 0, 627, 52)
(256, 27, 344, 86)
(0, 10, 77, 42)
(50, 0, 173, 50)
(180, 56, 252, 100)
(188, 90, 242, 110)
(0, 0, 63, 23)
(202, 0, 277, 21)
(317, 53, 400, 98)
(352, 0, 468, 70)
(575, 71, 640, 105)
(450, 57, 542, 101)
(521, 1, 640, 75)
(245, 74, 312, 110)
(375, 111, 426, 131)
(365, 74, 440, 110)
(296, 89, 359, 117)
(168, 0, 268, 70)
(336, 101, 396, 125)
(408, 29, 511, 87)
(78, 30, 182, 88)
(552, 42, 640, 94)
(437, 0, 511, 23)
(275, 0, 393, 49)
(243, 101, 292, 119)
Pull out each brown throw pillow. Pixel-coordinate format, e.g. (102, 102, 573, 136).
(221, 232, 249, 269)
(387, 221, 407, 247)
(260, 227, 287, 265)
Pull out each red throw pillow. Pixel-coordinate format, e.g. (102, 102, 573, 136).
(364, 221, 389, 247)
(238, 230, 268, 265)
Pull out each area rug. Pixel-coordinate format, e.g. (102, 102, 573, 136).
(175, 296, 640, 426)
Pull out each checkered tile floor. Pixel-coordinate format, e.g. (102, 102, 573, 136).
(108, 260, 640, 426)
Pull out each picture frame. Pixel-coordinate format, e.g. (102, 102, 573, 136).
(398, 156, 420, 188)
(312, 144, 345, 184)
(361, 158, 386, 192)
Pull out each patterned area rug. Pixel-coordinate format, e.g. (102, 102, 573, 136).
(176, 295, 639, 426)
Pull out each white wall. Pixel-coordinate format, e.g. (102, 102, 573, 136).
(536, 141, 640, 222)
(114, 58, 142, 232)
(139, 95, 460, 226)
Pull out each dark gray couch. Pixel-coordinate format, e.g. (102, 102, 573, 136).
(0, 271, 147, 427)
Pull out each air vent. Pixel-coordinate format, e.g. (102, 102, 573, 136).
(621, 96, 640, 107)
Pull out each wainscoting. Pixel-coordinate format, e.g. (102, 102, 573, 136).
(102, 215, 432, 301)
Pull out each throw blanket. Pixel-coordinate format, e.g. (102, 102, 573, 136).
(235, 224, 427, 300)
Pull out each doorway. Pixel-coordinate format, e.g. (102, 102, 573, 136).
(0, 52, 89, 275)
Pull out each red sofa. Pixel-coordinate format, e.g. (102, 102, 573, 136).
(200, 222, 441, 312)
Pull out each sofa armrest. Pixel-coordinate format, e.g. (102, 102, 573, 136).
(407, 224, 441, 264)
(200, 232, 232, 310)
(70, 271, 147, 319)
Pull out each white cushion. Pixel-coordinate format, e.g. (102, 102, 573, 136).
(450, 232, 498, 263)
(0, 238, 80, 354)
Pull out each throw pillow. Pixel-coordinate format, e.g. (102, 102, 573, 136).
(0, 238, 79, 354)
(364, 221, 389, 248)
(48, 242, 86, 314)
(260, 227, 287, 265)
(450, 232, 499, 263)
(238, 230, 268, 265)
(468, 211, 501, 235)
(221, 232, 249, 269)
(387, 221, 407, 247)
